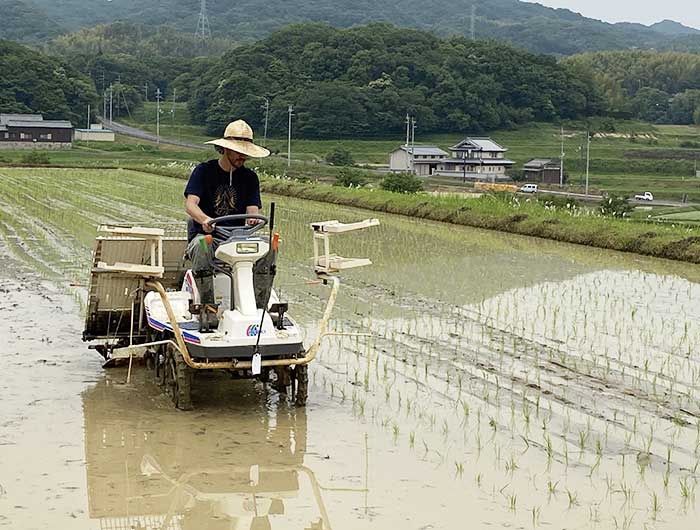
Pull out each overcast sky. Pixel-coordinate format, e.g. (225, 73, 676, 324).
(523, 0, 700, 29)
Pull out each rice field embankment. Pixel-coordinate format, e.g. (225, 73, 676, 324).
(259, 178, 700, 264)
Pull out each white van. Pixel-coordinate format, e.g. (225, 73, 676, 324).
(520, 183, 538, 193)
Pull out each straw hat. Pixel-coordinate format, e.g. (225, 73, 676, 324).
(205, 119, 270, 158)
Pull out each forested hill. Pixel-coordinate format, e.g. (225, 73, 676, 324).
(565, 51, 700, 124)
(8, 0, 700, 55)
(187, 24, 601, 138)
(0, 0, 63, 42)
(0, 40, 97, 124)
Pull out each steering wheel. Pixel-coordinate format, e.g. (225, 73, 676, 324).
(205, 214, 268, 241)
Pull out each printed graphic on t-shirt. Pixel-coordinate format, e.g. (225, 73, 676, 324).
(214, 185, 238, 216)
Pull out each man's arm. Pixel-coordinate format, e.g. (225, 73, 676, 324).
(185, 195, 214, 233)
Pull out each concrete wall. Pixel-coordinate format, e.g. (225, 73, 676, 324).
(75, 130, 115, 142)
(0, 142, 72, 150)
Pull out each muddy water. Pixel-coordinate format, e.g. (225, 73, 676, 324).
(2, 168, 700, 529)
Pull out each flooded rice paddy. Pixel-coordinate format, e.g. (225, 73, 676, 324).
(2, 167, 700, 529)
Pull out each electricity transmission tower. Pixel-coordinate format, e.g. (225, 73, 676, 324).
(195, 0, 211, 42)
(470, 4, 476, 40)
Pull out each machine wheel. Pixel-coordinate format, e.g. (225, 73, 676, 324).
(164, 343, 193, 411)
(294, 364, 308, 407)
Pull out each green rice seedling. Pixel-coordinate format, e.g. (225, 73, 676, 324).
(650, 491, 661, 520)
(531, 506, 540, 527)
(544, 435, 553, 462)
(547, 480, 558, 494)
(409, 431, 415, 449)
(578, 429, 588, 451)
(508, 493, 517, 512)
(680, 477, 695, 500)
(455, 461, 464, 477)
(619, 482, 634, 505)
(566, 489, 579, 507)
(505, 455, 518, 475)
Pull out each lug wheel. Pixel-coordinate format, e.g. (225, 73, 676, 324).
(294, 364, 308, 407)
(163, 343, 193, 410)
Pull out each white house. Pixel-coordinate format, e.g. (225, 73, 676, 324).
(438, 138, 514, 180)
(389, 145, 449, 176)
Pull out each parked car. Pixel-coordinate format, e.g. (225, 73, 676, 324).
(520, 184, 538, 193)
(634, 191, 654, 201)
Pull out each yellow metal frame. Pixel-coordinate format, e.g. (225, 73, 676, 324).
(145, 275, 339, 370)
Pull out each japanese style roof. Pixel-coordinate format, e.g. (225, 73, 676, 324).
(451, 137, 507, 152)
(523, 159, 557, 169)
(6, 120, 73, 129)
(0, 113, 43, 125)
(396, 145, 449, 157)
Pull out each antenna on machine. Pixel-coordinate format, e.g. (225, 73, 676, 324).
(195, 0, 212, 43)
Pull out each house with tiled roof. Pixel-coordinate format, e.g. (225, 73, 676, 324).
(0, 113, 73, 149)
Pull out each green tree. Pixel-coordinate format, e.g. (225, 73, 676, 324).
(326, 146, 354, 166)
(381, 172, 423, 194)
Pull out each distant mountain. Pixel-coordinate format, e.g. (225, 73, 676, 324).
(0, 0, 63, 42)
(10, 0, 700, 55)
(649, 20, 700, 37)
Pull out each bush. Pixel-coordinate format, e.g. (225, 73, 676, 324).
(20, 150, 51, 165)
(380, 172, 423, 194)
(599, 194, 632, 217)
(325, 146, 354, 166)
(539, 194, 580, 209)
(334, 168, 366, 188)
(680, 140, 700, 149)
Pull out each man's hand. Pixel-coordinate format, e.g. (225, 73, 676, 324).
(246, 217, 263, 226)
(202, 217, 215, 233)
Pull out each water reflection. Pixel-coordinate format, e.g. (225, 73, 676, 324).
(82, 372, 329, 530)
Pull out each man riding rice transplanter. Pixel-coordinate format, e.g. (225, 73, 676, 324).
(184, 119, 270, 331)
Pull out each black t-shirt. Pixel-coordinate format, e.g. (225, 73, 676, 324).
(184, 159, 262, 240)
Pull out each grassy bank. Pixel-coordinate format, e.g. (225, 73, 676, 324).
(259, 177, 700, 264)
(119, 111, 700, 201)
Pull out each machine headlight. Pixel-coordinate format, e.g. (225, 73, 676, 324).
(236, 242, 259, 254)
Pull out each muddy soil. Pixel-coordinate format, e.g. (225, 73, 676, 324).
(0, 242, 484, 530)
(3, 168, 700, 529)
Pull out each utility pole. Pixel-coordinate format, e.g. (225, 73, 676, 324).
(410, 117, 417, 174)
(404, 113, 411, 171)
(86, 104, 90, 129)
(287, 105, 294, 167)
(560, 125, 564, 186)
(171, 88, 177, 123)
(261, 96, 270, 146)
(585, 130, 591, 196)
(144, 83, 148, 102)
(102, 91, 106, 122)
(156, 88, 162, 147)
(109, 84, 113, 124)
(405, 114, 410, 147)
